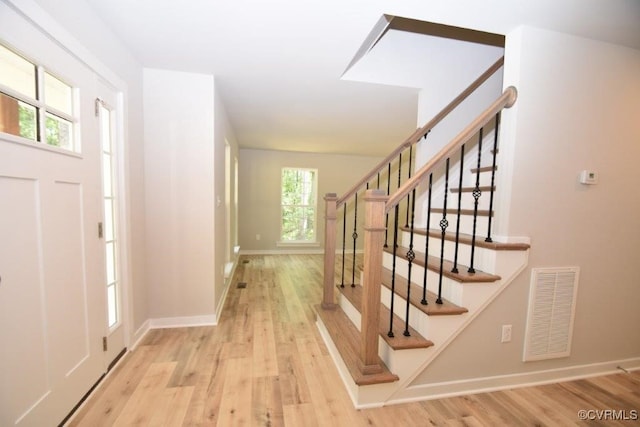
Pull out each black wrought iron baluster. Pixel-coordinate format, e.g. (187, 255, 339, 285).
(397, 152, 402, 190)
(377, 171, 381, 190)
(485, 113, 500, 243)
(384, 162, 391, 248)
(351, 192, 358, 286)
(452, 145, 465, 274)
(388, 204, 400, 338)
(340, 203, 346, 287)
(405, 145, 413, 227)
(437, 158, 450, 305)
(468, 128, 484, 274)
(396, 153, 402, 248)
(421, 173, 433, 306)
(404, 188, 417, 336)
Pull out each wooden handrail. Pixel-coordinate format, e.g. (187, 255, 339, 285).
(336, 56, 505, 208)
(386, 86, 517, 211)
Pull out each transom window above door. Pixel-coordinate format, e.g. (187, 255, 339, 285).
(0, 43, 79, 152)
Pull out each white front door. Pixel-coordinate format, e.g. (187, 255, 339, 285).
(0, 5, 108, 425)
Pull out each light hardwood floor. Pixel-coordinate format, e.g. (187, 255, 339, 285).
(68, 254, 640, 426)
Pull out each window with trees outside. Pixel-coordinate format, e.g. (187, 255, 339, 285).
(0, 43, 78, 152)
(281, 168, 318, 242)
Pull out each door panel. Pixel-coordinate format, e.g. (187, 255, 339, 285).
(0, 147, 105, 426)
(0, 176, 50, 425)
(43, 181, 91, 377)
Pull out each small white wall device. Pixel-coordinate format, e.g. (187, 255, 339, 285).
(579, 170, 598, 185)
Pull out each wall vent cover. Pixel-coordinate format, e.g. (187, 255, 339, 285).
(523, 267, 580, 362)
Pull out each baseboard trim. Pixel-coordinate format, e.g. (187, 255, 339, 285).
(130, 319, 151, 350)
(388, 356, 640, 405)
(240, 248, 325, 255)
(216, 262, 237, 316)
(240, 249, 364, 255)
(148, 314, 217, 329)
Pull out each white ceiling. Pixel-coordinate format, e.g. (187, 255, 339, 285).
(83, 0, 640, 156)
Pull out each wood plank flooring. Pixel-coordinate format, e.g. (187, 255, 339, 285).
(68, 254, 640, 426)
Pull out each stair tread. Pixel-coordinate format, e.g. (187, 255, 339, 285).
(431, 208, 493, 217)
(384, 245, 501, 283)
(450, 185, 495, 193)
(337, 285, 434, 350)
(400, 226, 530, 251)
(380, 268, 468, 316)
(314, 304, 399, 386)
(471, 165, 497, 173)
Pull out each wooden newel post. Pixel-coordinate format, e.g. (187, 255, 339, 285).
(360, 189, 387, 375)
(322, 193, 338, 309)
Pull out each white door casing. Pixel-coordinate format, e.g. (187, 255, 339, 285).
(96, 81, 127, 369)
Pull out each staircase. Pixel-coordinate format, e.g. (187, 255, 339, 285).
(315, 57, 530, 408)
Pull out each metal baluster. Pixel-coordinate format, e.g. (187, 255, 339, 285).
(351, 192, 358, 286)
(405, 145, 413, 227)
(452, 145, 465, 273)
(388, 204, 400, 337)
(421, 173, 433, 306)
(404, 188, 417, 336)
(340, 203, 347, 287)
(396, 153, 402, 248)
(468, 128, 484, 274)
(485, 113, 500, 243)
(437, 159, 450, 305)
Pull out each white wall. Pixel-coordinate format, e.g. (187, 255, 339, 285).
(411, 27, 640, 386)
(144, 69, 217, 321)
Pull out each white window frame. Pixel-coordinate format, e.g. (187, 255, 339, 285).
(0, 42, 80, 153)
(279, 167, 319, 245)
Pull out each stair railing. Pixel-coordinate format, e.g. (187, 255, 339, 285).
(322, 56, 506, 310)
(359, 86, 517, 374)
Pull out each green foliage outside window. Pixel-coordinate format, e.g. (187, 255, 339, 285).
(18, 103, 36, 140)
(281, 168, 317, 242)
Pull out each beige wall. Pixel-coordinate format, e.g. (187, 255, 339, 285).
(238, 148, 384, 252)
(412, 26, 640, 385)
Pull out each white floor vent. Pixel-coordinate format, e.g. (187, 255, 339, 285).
(523, 267, 580, 362)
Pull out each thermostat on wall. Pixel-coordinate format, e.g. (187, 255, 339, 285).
(579, 170, 598, 185)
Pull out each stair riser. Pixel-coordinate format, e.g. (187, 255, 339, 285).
(337, 289, 362, 332)
(380, 286, 439, 337)
(425, 213, 493, 239)
(413, 195, 494, 223)
(399, 233, 498, 274)
(382, 252, 467, 306)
